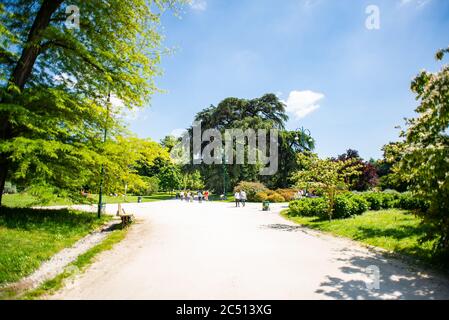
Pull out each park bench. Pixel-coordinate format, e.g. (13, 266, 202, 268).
(116, 203, 134, 228)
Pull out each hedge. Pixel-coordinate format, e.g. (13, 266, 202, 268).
(288, 191, 428, 219)
(289, 198, 328, 217)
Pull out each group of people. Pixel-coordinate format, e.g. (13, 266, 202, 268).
(234, 190, 247, 207)
(178, 190, 210, 203)
(294, 190, 316, 199)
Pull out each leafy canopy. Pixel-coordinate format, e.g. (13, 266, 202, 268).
(0, 0, 179, 203)
(396, 46, 449, 253)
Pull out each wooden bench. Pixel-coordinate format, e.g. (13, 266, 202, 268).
(117, 203, 134, 228)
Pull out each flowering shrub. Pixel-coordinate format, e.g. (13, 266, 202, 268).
(234, 181, 268, 202)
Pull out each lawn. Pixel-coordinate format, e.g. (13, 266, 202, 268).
(2, 192, 174, 208)
(101, 193, 174, 204)
(282, 209, 437, 264)
(1, 193, 73, 208)
(0, 207, 110, 287)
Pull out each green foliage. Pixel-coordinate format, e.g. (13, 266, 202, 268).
(361, 192, 399, 210)
(188, 94, 294, 192)
(336, 149, 379, 191)
(0, 207, 110, 285)
(333, 193, 369, 219)
(396, 192, 429, 211)
(158, 165, 181, 192)
(393, 48, 449, 253)
(288, 191, 427, 220)
(21, 226, 128, 300)
(289, 198, 328, 217)
(377, 142, 409, 192)
(180, 170, 204, 191)
(234, 181, 268, 202)
(292, 152, 362, 220)
(130, 176, 160, 196)
(270, 130, 315, 188)
(283, 209, 438, 265)
(0, 0, 178, 205)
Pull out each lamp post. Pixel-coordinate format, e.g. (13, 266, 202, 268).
(97, 90, 110, 218)
(222, 146, 228, 200)
(295, 126, 311, 151)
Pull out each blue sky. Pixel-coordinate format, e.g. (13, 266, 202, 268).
(128, 0, 449, 160)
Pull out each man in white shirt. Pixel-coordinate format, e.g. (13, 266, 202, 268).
(234, 191, 241, 207)
(240, 190, 247, 207)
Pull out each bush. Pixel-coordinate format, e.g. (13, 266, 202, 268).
(362, 192, 382, 210)
(396, 192, 429, 211)
(361, 192, 399, 210)
(289, 198, 328, 217)
(266, 193, 286, 203)
(254, 192, 268, 202)
(234, 181, 268, 202)
(334, 193, 369, 219)
(360, 191, 427, 211)
(275, 189, 297, 202)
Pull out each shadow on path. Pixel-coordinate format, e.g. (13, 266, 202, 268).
(316, 248, 449, 300)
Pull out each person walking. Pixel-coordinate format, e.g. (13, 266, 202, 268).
(240, 190, 247, 207)
(198, 191, 203, 203)
(180, 191, 185, 201)
(234, 191, 240, 207)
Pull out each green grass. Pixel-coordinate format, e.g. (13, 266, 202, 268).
(100, 193, 174, 204)
(21, 227, 128, 300)
(2, 193, 74, 208)
(0, 207, 110, 287)
(282, 209, 437, 264)
(208, 192, 235, 202)
(2, 192, 174, 208)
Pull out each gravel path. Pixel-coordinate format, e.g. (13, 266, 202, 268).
(50, 200, 449, 300)
(7, 220, 118, 293)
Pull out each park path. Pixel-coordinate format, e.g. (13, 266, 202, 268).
(51, 200, 449, 300)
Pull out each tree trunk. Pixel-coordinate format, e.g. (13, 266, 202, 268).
(11, 0, 64, 90)
(0, 0, 64, 206)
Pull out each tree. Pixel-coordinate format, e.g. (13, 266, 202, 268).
(376, 142, 408, 191)
(160, 135, 179, 153)
(396, 47, 449, 254)
(158, 165, 181, 192)
(336, 149, 379, 191)
(0, 0, 177, 205)
(187, 93, 304, 192)
(292, 152, 361, 220)
(268, 130, 315, 189)
(98, 136, 168, 195)
(180, 170, 204, 191)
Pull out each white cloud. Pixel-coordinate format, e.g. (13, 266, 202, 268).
(189, 0, 207, 11)
(283, 90, 324, 119)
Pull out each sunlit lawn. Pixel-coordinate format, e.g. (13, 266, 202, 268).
(0, 207, 110, 288)
(2, 192, 174, 208)
(283, 209, 437, 264)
